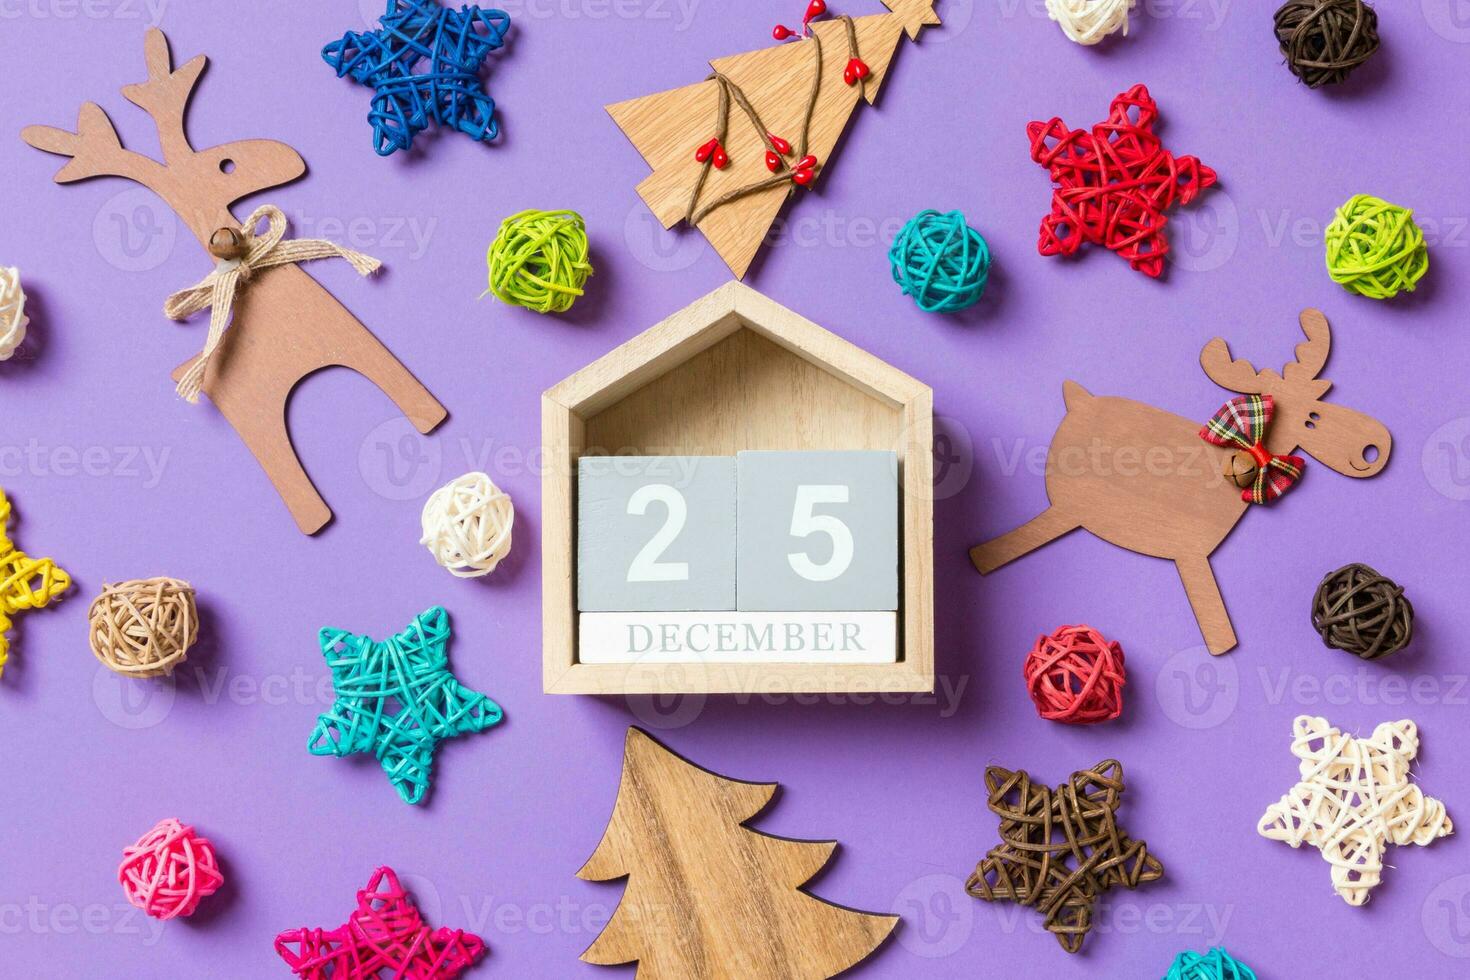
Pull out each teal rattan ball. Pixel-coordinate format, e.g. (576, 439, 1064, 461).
(888, 209, 991, 314)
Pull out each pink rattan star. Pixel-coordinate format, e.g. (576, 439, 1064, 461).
(1027, 83, 1217, 278)
(275, 867, 486, 979)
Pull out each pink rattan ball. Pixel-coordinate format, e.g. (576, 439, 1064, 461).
(118, 818, 224, 920)
(1022, 624, 1127, 725)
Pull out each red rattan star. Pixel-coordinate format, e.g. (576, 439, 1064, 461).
(1027, 83, 1217, 278)
(275, 867, 486, 979)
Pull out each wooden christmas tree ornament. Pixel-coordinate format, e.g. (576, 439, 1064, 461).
(579, 727, 898, 978)
(606, 0, 941, 279)
(22, 29, 447, 535)
(970, 310, 1391, 655)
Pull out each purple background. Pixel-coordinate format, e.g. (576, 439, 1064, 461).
(3, 1, 1470, 976)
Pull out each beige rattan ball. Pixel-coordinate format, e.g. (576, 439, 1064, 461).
(88, 578, 198, 678)
(420, 472, 514, 578)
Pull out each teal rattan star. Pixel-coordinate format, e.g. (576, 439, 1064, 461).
(309, 606, 502, 805)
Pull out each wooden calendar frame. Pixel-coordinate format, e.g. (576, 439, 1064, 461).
(542, 281, 934, 695)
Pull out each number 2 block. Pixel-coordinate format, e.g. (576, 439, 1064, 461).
(736, 450, 898, 612)
(578, 456, 737, 612)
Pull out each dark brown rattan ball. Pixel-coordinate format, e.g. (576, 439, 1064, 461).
(1311, 563, 1412, 660)
(1274, 0, 1380, 89)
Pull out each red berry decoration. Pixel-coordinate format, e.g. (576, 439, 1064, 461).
(844, 57, 871, 86)
(1022, 625, 1126, 725)
(694, 138, 718, 163)
(795, 154, 818, 171)
(712, 144, 729, 169)
(805, 0, 827, 21)
(765, 150, 782, 172)
(773, 24, 796, 41)
(768, 133, 792, 155)
(1027, 84, 1217, 279)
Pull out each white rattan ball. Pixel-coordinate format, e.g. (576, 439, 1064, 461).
(420, 472, 514, 578)
(0, 266, 29, 361)
(1047, 0, 1136, 46)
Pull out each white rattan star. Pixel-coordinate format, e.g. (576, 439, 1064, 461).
(1259, 715, 1452, 905)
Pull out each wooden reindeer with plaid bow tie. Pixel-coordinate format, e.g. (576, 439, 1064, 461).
(21, 29, 446, 535)
(970, 310, 1391, 655)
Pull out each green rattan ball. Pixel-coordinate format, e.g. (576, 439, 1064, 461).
(485, 209, 593, 314)
(1324, 195, 1428, 300)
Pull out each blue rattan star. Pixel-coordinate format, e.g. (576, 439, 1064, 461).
(310, 606, 503, 805)
(323, 1, 511, 156)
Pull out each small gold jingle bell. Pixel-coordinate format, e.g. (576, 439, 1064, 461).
(208, 227, 247, 262)
(1224, 451, 1258, 489)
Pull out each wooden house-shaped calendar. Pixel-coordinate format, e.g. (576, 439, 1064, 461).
(542, 282, 933, 695)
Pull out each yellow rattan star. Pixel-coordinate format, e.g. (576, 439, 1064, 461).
(0, 488, 71, 677)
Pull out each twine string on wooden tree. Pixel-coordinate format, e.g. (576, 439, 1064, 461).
(164, 205, 381, 403)
(88, 577, 198, 678)
(685, 17, 862, 227)
(1311, 563, 1413, 660)
(1273, 0, 1380, 89)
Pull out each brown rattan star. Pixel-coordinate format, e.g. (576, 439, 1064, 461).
(965, 760, 1163, 953)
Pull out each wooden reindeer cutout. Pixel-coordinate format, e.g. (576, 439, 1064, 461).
(970, 311, 1390, 655)
(22, 29, 446, 535)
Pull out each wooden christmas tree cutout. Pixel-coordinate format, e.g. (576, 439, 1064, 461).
(607, 0, 940, 279)
(22, 29, 446, 535)
(970, 310, 1391, 655)
(579, 727, 898, 978)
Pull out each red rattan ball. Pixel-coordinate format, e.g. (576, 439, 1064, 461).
(1023, 625, 1126, 725)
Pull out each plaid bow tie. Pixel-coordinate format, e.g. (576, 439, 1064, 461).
(1200, 395, 1305, 504)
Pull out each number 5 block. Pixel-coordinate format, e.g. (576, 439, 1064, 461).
(578, 456, 737, 612)
(736, 450, 899, 612)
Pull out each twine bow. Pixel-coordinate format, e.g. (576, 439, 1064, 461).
(1200, 394, 1305, 504)
(164, 205, 381, 403)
